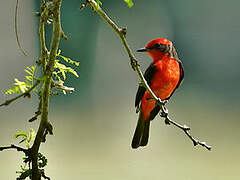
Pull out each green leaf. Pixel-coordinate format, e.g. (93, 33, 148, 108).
(124, 0, 134, 8)
(52, 72, 64, 85)
(25, 76, 32, 82)
(18, 169, 32, 179)
(95, 0, 102, 7)
(56, 50, 80, 66)
(58, 55, 80, 66)
(13, 79, 29, 93)
(38, 153, 48, 168)
(4, 65, 36, 95)
(54, 61, 79, 79)
(29, 129, 36, 143)
(68, 67, 79, 77)
(4, 86, 21, 95)
(14, 129, 36, 148)
(14, 131, 28, 139)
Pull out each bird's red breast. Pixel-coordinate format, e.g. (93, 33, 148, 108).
(141, 54, 181, 120)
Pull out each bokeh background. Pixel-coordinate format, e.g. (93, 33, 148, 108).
(1, 0, 240, 179)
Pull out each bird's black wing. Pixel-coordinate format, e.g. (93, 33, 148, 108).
(166, 59, 184, 100)
(176, 60, 184, 88)
(135, 63, 157, 110)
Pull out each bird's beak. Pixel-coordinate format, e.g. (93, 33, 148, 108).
(137, 47, 148, 52)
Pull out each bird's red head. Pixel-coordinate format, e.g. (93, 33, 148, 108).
(137, 38, 173, 62)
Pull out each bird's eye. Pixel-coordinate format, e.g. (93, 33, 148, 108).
(153, 43, 161, 49)
(152, 43, 169, 52)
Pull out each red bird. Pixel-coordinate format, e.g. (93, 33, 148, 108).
(132, 38, 184, 149)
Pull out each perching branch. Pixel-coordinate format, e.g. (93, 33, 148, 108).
(160, 108, 212, 150)
(82, 0, 211, 151)
(0, 80, 40, 107)
(81, 0, 161, 104)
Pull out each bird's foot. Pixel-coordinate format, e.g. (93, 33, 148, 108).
(160, 106, 168, 117)
(156, 98, 168, 106)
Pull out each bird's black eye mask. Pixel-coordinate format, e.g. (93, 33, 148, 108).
(149, 43, 179, 60)
(149, 43, 170, 53)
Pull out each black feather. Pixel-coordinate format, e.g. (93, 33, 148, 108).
(149, 105, 161, 120)
(140, 120, 150, 146)
(131, 112, 145, 149)
(135, 63, 157, 108)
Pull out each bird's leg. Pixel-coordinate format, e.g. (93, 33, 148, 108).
(157, 104, 171, 125)
(155, 97, 170, 124)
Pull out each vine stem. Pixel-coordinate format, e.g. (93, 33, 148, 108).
(31, 0, 63, 179)
(15, 0, 27, 56)
(83, 0, 211, 151)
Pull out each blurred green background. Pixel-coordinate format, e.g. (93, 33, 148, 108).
(1, 0, 240, 179)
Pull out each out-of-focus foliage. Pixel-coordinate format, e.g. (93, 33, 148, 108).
(124, 0, 134, 8)
(4, 66, 36, 95)
(53, 50, 79, 85)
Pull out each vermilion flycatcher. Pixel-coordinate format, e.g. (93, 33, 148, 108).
(132, 38, 184, 149)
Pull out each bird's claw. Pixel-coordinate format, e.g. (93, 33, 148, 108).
(156, 98, 168, 106)
(160, 106, 168, 117)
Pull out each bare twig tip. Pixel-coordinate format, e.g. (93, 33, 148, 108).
(29, 117, 37, 122)
(61, 31, 68, 40)
(79, 4, 86, 10)
(79, 1, 89, 10)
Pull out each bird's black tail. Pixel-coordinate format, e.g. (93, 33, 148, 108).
(131, 113, 150, 149)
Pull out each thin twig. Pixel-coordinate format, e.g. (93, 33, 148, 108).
(0, 144, 29, 155)
(84, 0, 163, 104)
(40, 169, 51, 180)
(29, 92, 42, 122)
(162, 112, 211, 150)
(84, 0, 211, 151)
(0, 81, 40, 107)
(15, 0, 27, 56)
(52, 80, 75, 93)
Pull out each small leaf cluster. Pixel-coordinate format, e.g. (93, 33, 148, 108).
(14, 129, 48, 180)
(16, 153, 48, 180)
(124, 0, 134, 8)
(53, 50, 79, 86)
(95, 0, 102, 7)
(16, 167, 32, 180)
(14, 129, 36, 148)
(4, 66, 36, 95)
